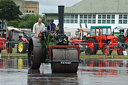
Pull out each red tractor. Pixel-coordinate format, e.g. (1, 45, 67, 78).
(0, 20, 29, 53)
(86, 26, 124, 56)
(0, 20, 12, 53)
(70, 28, 90, 52)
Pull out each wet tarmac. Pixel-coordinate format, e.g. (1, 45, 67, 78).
(0, 58, 128, 85)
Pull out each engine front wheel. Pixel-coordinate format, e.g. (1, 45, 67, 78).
(28, 38, 43, 69)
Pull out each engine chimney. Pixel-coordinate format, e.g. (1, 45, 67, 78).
(58, 6, 64, 34)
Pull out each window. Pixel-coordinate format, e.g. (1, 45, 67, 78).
(98, 14, 115, 24)
(64, 15, 78, 23)
(79, 14, 96, 24)
(100, 28, 111, 35)
(91, 29, 95, 36)
(96, 29, 99, 36)
(119, 14, 128, 24)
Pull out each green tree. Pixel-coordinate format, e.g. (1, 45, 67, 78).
(8, 20, 19, 27)
(0, 0, 22, 21)
(18, 15, 47, 29)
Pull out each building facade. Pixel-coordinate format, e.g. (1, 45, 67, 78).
(24, 1, 39, 15)
(64, 0, 128, 29)
(44, 0, 128, 29)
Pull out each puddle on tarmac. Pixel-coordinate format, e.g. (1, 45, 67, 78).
(1, 58, 128, 85)
(78, 59, 128, 77)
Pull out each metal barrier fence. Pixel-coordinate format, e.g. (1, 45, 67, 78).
(0, 41, 128, 56)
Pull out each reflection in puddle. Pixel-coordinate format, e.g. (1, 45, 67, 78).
(1, 58, 128, 85)
(0, 58, 28, 69)
(79, 59, 128, 77)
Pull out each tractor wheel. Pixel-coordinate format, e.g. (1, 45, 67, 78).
(28, 38, 43, 69)
(120, 36, 127, 48)
(109, 50, 113, 55)
(7, 45, 12, 53)
(102, 47, 110, 56)
(18, 40, 27, 53)
(51, 49, 79, 73)
(87, 38, 98, 54)
(117, 46, 124, 55)
(120, 36, 125, 43)
(85, 48, 92, 55)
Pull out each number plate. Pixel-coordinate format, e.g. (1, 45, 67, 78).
(61, 62, 71, 64)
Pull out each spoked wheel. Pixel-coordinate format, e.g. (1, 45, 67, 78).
(28, 38, 43, 69)
(120, 36, 125, 43)
(87, 38, 98, 54)
(51, 49, 79, 73)
(109, 50, 113, 55)
(103, 47, 110, 56)
(85, 48, 92, 55)
(18, 40, 27, 53)
(117, 46, 124, 55)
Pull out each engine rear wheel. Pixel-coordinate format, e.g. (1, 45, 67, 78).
(51, 49, 79, 73)
(28, 38, 43, 69)
(87, 38, 98, 54)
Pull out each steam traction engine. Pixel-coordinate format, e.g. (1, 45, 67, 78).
(28, 6, 80, 73)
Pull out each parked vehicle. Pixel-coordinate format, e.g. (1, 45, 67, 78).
(0, 20, 29, 53)
(114, 28, 128, 48)
(0, 20, 12, 53)
(70, 28, 90, 52)
(85, 26, 124, 56)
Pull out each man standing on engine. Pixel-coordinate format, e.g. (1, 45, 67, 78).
(47, 19, 56, 31)
(33, 17, 45, 38)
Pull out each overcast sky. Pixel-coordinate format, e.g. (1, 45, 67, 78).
(25, 0, 82, 14)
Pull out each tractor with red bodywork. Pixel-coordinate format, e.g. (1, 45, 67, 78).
(70, 28, 89, 52)
(85, 26, 124, 56)
(0, 20, 12, 53)
(0, 20, 29, 53)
